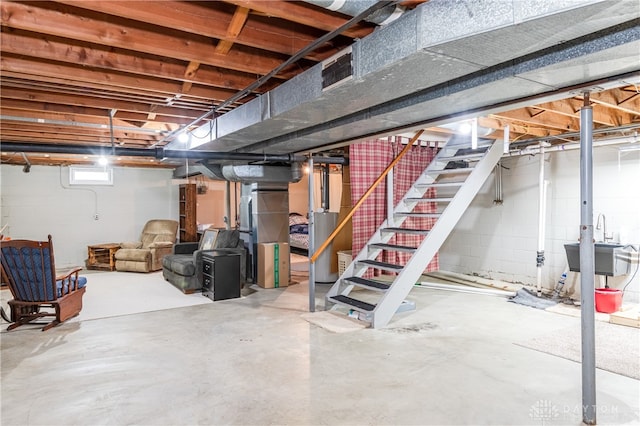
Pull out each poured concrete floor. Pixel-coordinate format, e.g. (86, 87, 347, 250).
(1, 280, 639, 425)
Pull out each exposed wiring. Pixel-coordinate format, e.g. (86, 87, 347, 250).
(58, 166, 99, 219)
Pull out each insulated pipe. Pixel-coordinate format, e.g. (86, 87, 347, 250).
(303, 0, 405, 25)
(579, 92, 597, 425)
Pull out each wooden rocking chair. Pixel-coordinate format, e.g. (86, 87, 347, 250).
(0, 235, 87, 331)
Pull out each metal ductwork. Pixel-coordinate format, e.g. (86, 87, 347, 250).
(304, 0, 405, 25)
(185, 0, 639, 156)
(198, 162, 303, 184)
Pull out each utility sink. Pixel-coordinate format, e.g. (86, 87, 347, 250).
(564, 243, 629, 276)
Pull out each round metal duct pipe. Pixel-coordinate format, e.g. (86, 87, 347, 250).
(220, 163, 303, 183)
(304, 0, 405, 25)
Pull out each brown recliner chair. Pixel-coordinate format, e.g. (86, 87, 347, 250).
(115, 219, 179, 273)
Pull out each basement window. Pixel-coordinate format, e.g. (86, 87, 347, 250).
(69, 166, 113, 186)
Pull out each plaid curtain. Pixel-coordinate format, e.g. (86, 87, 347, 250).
(350, 136, 439, 277)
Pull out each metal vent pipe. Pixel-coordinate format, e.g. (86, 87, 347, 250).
(0, 142, 347, 164)
(303, 0, 405, 25)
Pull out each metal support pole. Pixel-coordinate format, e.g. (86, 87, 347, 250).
(579, 92, 597, 425)
(308, 157, 316, 312)
(225, 180, 232, 230)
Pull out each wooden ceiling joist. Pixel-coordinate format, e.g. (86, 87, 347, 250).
(51, 0, 338, 61)
(0, 29, 281, 93)
(215, 6, 251, 55)
(0, 1, 305, 78)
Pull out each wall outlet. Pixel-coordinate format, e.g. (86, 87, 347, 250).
(94, 214, 99, 220)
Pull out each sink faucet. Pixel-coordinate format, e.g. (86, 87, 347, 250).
(596, 213, 613, 242)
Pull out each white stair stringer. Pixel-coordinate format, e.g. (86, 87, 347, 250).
(324, 138, 503, 328)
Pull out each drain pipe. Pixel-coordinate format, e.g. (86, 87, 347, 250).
(579, 92, 597, 425)
(493, 161, 503, 204)
(303, 0, 405, 25)
(505, 135, 638, 157)
(536, 144, 549, 296)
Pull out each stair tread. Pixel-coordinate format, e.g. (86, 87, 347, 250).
(426, 168, 474, 175)
(414, 182, 464, 188)
(438, 154, 484, 162)
(358, 259, 404, 271)
(395, 212, 441, 217)
(344, 276, 390, 290)
(405, 197, 453, 202)
(330, 295, 376, 312)
(370, 242, 416, 252)
(381, 227, 429, 235)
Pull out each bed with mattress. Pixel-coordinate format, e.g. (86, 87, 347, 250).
(288, 213, 309, 253)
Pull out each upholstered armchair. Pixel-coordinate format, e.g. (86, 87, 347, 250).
(115, 219, 179, 273)
(162, 229, 246, 293)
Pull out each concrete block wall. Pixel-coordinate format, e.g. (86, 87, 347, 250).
(439, 145, 640, 302)
(1, 164, 177, 269)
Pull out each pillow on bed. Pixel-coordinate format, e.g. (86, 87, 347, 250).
(289, 213, 308, 226)
(290, 224, 308, 234)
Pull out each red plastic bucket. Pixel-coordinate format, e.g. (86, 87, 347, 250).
(594, 288, 623, 313)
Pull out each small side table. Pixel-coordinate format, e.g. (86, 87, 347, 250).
(202, 251, 241, 301)
(87, 243, 120, 271)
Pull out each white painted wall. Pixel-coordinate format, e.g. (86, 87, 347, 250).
(1, 164, 179, 268)
(440, 145, 640, 302)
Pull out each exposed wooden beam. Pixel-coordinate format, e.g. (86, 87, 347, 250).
(52, 0, 337, 61)
(532, 99, 634, 127)
(491, 108, 580, 133)
(181, 61, 201, 94)
(581, 87, 640, 116)
(0, 29, 281, 93)
(0, 100, 195, 127)
(1, 87, 207, 119)
(216, 6, 250, 55)
(0, 129, 154, 147)
(1, 1, 302, 78)
(1, 56, 243, 105)
(223, 0, 374, 39)
(0, 122, 159, 142)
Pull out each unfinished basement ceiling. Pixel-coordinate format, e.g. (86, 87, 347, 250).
(1, 0, 639, 169)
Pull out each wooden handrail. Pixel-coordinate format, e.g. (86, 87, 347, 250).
(310, 130, 424, 263)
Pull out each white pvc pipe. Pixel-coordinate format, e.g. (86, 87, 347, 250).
(536, 145, 548, 296)
(416, 281, 516, 297)
(506, 135, 638, 157)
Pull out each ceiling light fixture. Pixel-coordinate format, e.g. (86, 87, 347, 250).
(97, 157, 108, 166)
(178, 132, 190, 144)
(458, 122, 472, 134)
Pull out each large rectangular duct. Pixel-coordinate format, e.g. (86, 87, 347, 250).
(186, 0, 639, 154)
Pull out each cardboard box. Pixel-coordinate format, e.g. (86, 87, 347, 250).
(257, 242, 290, 288)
